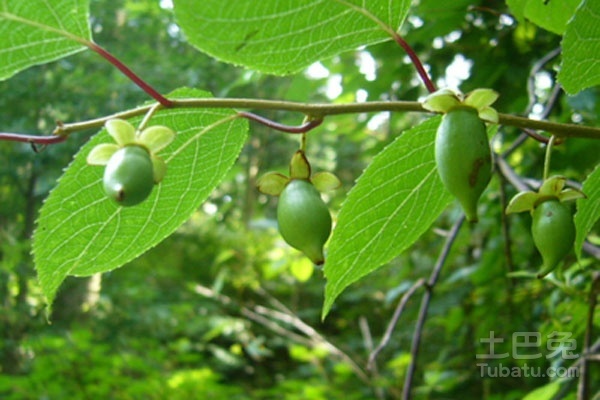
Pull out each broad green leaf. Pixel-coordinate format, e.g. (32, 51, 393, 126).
(574, 165, 600, 258)
(0, 0, 91, 80)
(507, 0, 581, 34)
(558, 0, 600, 94)
(523, 0, 581, 34)
(33, 89, 248, 308)
(173, 0, 411, 75)
(506, 0, 526, 22)
(322, 117, 453, 317)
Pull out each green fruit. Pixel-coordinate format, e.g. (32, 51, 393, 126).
(435, 107, 492, 222)
(277, 179, 332, 265)
(531, 199, 575, 277)
(103, 145, 154, 206)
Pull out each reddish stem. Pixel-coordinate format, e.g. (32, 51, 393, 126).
(522, 128, 553, 144)
(238, 111, 323, 133)
(88, 42, 173, 107)
(391, 33, 436, 93)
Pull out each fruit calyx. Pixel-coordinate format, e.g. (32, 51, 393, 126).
(257, 150, 341, 196)
(87, 118, 175, 206)
(257, 150, 341, 264)
(506, 176, 586, 215)
(506, 175, 585, 278)
(422, 87, 499, 123)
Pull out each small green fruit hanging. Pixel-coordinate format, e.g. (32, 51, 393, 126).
(257, 150, 341, 265)
(435, 107, 491, 222)
(506, 175, 585, 277)
(87, 118, 175, 206)
(103, 145, 155, 206)
(277, 179, 332, 265)
(531, 199, 576, 277)
(423, 88, 499, 222)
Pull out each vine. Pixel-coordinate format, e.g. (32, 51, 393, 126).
(2, 98, 600, 145)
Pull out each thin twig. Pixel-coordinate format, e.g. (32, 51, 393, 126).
(525, 47, 561, 116)
(553, 337, 600, 400)
(367, 279, 426, 370)
(498, 171, 516, 280)
(87, 42, 172, 107)
(0, 132, 67, 145)
(250, 305, 370, 384)
(522, 128, 552, 144)
(2, 97, 600, 145)
(193, 285, 311, 346)
(237, 111, 323, 133)
(359, 316, 386, 400)
(496, 157, 532, 192)
(402, 217, 465, 400)
(332, 0, 436, 93)
(194, 284, 371, 385)
(578, 273, 600, 400)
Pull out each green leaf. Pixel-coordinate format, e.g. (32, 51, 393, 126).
(173, 0, 411, 75)
(506, 0, 580, 34)
(522, 381, 561, 400)
(506, 0, 526, 22)
(558, 0, 600, 94)
(322, 117, 453, 317)
(0, 0, 91, 81)
(574, 165, 600, 258)
(33, 89, 248, 309)
(525, 0, 581, 34)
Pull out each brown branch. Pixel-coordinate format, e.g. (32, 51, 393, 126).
(367, 278, 426, 370)
(3, 96, 600, 146)
(359, 316, 386, 400)
(87, 42, 173, 107)
(402, 217, 465, 400)
(498, 171, 516, 281)
(194, 284, 371, 385)
(332, 0, 436, 93)
(578, 272, 600, 400)
(0, 132, 67, 145)
(237, 111, 323, 133)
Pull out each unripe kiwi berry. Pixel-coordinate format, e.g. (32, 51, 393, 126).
(103, 145, 154, 206)
(435, 106, 492, 222)
(277, 179, 332, 265)
(531, 199, 575, 277)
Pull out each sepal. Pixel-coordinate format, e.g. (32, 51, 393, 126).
(257, 172, 290, 196)
(290, 150, 311, 180)
(312, 172, 341, 192)
(106, 119, 136, 146)
(86, 143, 119, 166)
(506, 191, 538, 214)
(138, 125, 176, 153)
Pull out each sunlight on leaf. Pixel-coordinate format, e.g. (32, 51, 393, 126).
(0, 0, 91, 80)
(173, 0, 411, 75)
(558, 0, 600, 94)
(574, 164, 600, 258)
(33, 89, 248, 309)
(323, 116, 453, 318)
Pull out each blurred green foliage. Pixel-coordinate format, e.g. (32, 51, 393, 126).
(0, 0, 598, 399)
